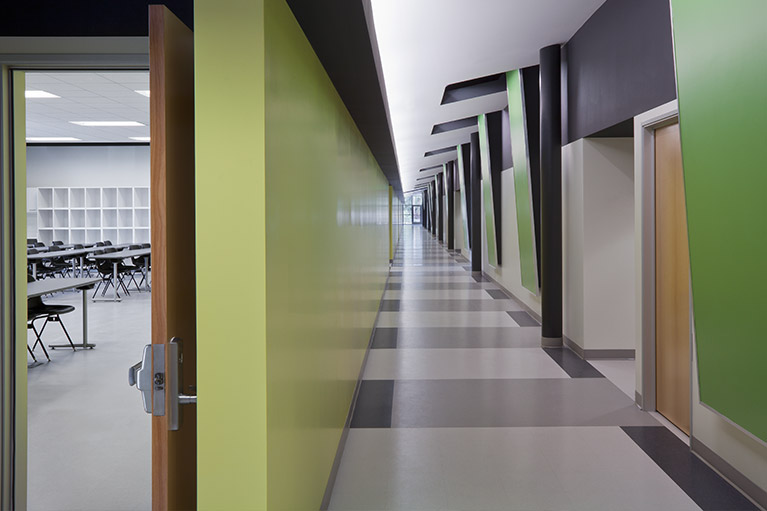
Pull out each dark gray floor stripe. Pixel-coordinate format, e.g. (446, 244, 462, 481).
(542, 347, 604, 378)
(390, 379, 657, 428)
(371, 328, 398, 348)
(372, 327, 542, 349)
(379, 300, 400, 311)
(507, 310, 540, 326)
(485, 289, 509, 299)
(387, 282, 484, 290)
(621, 426, 757, 511)
(350, 380, 394, 428)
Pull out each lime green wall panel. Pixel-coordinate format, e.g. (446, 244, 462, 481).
(264, 0, 389, 510)
(478, 114, 498, 267)
(456, 144, 470, 250)
(196, 1, 389, 508)
(195, 0, 268, 509)
(671, 0, 767, 441)
(506, 70, 539, 293)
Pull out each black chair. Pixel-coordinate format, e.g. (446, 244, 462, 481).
(34, 242, 45, 249)
(95, 241, 105, 247)
(51, 240, 64, 246)
(46, 246, 72, 277)
(103, 240, 113, 246)
(91, 248, 132, 299)
(27, 275, 77, 359)
(134, 245, 151, 289)
(29, 248, 58, 280)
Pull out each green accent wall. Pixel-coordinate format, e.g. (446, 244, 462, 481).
(1, 69, 28, 509)
(195, 0, 268, 508)
(478, 114, 498, 267)
(506, 70, 539, 293)
(671, 0, 767, 441)
(196, 0, 390, 509)
(456, 144, 470, 250)
(264, 0, 389, 507)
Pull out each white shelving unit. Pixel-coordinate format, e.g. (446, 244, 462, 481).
(29, 187, 150, 245)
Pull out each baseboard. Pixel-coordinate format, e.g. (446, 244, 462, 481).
(563, 336, 635, 360)
(635, 391, 644, 408)
(319, 268, 393, 510)
(691, 436, 767, 510)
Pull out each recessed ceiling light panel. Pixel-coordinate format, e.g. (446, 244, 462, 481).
(130, 137, 151, 142)
(135, 90, 151, 97)
(26, 90, 61, 99)
(27, 137, 81, 142)
(70, 121, 145, 127)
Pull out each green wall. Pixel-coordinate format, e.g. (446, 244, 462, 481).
(506, 70, 538, 293)
(196, 0, 390, 509)
(478, 114, 498, 267)
(195, 0, 268, 508)
(671, 0, 767, 441)
(264, 1, 389, 508)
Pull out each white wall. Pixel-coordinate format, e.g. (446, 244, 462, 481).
(562, 138, 635, 353)
(27, 145, 150, 188)
(481, 169, 542, 316)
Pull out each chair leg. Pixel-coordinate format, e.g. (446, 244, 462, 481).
(50, 315, 76, 352)
(30, 320, 51, 361)
(27, 344, 37, 362)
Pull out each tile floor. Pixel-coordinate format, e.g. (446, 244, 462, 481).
(328, 225, 756, 511)
(27, 288, 151, 511)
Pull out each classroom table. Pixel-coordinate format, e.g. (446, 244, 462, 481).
(28, 277, 101, 349)
(27, 247, 96, 279)
(91, 248, 151, 302)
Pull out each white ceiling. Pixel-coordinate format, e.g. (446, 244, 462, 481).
(25, 71, 149, 143)
(368, 0, 607, 192)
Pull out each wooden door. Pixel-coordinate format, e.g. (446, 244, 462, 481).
(655, 122, 691, 435)
(150, 6, 197, 510)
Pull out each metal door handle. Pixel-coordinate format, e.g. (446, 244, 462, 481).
(128, 338, 196, 430)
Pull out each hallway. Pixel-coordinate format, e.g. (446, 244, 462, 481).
(327, 225, 756, 511)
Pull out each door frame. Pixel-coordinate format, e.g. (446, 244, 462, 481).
(0, 42, 148, 510)
(633, 99, 693, 436)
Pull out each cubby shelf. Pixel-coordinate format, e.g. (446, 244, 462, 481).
(29, 187, 150, 245)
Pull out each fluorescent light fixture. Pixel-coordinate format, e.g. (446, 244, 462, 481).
(70, 121, 145, 127)
(135, 90, 151, 97)
(26, 137, 81, 142)
(130, 137, 151, 142)
(25, 90, 60, 99)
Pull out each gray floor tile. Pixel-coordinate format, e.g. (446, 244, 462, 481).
(506, 310, 540, 326)
(543, 347, 605, 378)
(376, 311, 519, 328)
(389, 327, 543, 349)
(391, 299, 525, 312)
(485, 289, 509, 299)
(363, 348, 569, 380)
(390, 378, 659, 428)
(330, 427, 702, 511)
(370, 328, 398, 348)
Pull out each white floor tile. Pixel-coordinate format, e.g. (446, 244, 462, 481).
(376, 311, 519, 328)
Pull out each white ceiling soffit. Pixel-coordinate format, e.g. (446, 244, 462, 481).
(25, 71, 149, 143)
(368, 0, 607, 192)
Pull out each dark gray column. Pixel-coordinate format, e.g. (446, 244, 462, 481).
(446, 162, 455, 250)
(431, 182, 437, 237)
(436, 173, 444, 242)
(470, 131, 482, 272)
(459, 144, 472, 248)
(540, 44, 563, 346)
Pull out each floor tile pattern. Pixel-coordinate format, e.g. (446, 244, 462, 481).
(329, 226, 753, 511)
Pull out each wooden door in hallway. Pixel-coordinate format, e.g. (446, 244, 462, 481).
(150, 5, 197, 510)
(655, 122, 691, 435)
